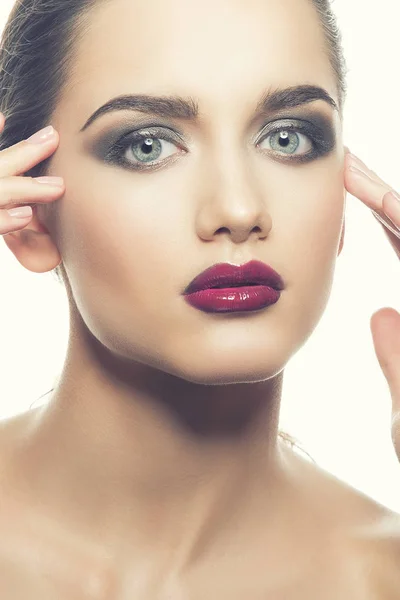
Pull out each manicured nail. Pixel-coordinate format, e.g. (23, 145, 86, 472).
(36, 176, 64, 187)
(371, 210, 400, 238)
(348, 151, 360, 161)
(389, 190, 400, 203)
(383, 191, 400, 230)
(348, 154, 369, 172)
(7, 206, 33, 219)
(349, 164, 369, 178)
(27, 126, 56, 144)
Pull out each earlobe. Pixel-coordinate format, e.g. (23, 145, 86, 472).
(3, 206, 62, 273)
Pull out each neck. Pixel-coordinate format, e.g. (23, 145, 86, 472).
(8, 312, 293, 569)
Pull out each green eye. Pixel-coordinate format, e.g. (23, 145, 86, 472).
(130, 137, 163, 163)
(104, 127, 184, 171)
(262, 130, 312, 156)
(271, 131, 299, 153)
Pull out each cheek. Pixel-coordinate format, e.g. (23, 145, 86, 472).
(276, 160, 344, 267)
(274, 161, 345, 337)
(56, 176, 187, 311)
(51, 177, 185, 359)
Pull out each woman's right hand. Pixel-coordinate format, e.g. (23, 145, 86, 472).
(0, 112, 65, 236)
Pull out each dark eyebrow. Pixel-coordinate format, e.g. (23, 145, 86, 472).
(79, 84, 338, 132)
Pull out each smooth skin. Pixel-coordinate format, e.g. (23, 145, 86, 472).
(0, 0, 400, 598)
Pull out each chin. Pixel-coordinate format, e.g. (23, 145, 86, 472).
(165, 353, 287, 386)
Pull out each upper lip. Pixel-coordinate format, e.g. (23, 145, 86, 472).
(184, 260, 285, 295)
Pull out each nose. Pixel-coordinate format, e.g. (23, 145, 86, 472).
(195, 153, 272, 245)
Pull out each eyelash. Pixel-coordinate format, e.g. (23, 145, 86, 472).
(103, 119, 331, 172)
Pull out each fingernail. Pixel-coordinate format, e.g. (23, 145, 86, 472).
(348, 154, 369, 172)
(36, 176, 64, 187)
(389, 190, 400, 203)
(349, 164, 369, 178)
(383, 191, 400, 231)
(7, 206, 33, 219)
(371, 210, 400, 238)
(27, 126, 56, 144)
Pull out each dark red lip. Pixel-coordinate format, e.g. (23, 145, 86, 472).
(183, 260, 285, 295)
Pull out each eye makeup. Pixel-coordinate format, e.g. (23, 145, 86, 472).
(103, 126, 185, 172)
(89, 110, 336, 173)
(256, 115, 335, 164)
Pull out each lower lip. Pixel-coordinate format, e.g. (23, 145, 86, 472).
(183, 286, 281, 313)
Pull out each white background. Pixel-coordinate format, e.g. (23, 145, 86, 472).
(0, 0, 399, 512)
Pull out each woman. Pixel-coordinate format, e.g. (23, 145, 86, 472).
(0, 0, 399, 597)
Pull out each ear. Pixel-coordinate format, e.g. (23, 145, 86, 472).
(3, 204, 62, 273)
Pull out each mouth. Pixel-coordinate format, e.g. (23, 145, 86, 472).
(209, 282, 260, 288)
(183, 260, 285, 295)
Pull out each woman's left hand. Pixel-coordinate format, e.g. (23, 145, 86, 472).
(345, 151, 400, 463)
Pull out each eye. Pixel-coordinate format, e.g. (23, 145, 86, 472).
(259, 129, 313, 156)
(102, 117, 333, 172)
(255, 117, 333, 163)
(260, 129, 314, 156)
(125, 135, 177, 164)
(104, 127, 184, 171)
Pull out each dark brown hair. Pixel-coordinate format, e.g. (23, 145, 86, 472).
(0, 0, 346, 460)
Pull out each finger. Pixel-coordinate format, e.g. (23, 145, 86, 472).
(0, 125, 60, 178)
(370, 307, 400, 457)
(0, 176, 64, 236)
(346, 153, 389, 187)
(381, 191, 400, 230)
(344, 153, 400, 239)
(0, 175, 65, 207)
(344, 158, 392, 212)
(370, 307, 400, 409)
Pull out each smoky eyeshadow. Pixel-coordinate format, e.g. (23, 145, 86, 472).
(87, 108, 337, 164)
(276, 110, 337, 156)
(85, 120, 148, 161)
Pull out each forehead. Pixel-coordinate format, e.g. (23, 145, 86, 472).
(63, 0, 337, 120)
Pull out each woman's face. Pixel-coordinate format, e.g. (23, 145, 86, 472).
(45, 0, 345, 384)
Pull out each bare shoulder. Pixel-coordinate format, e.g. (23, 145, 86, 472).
(0, 409, 110, 598)
(350, 513, 400, 599)
(285, 446, 400, 598)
